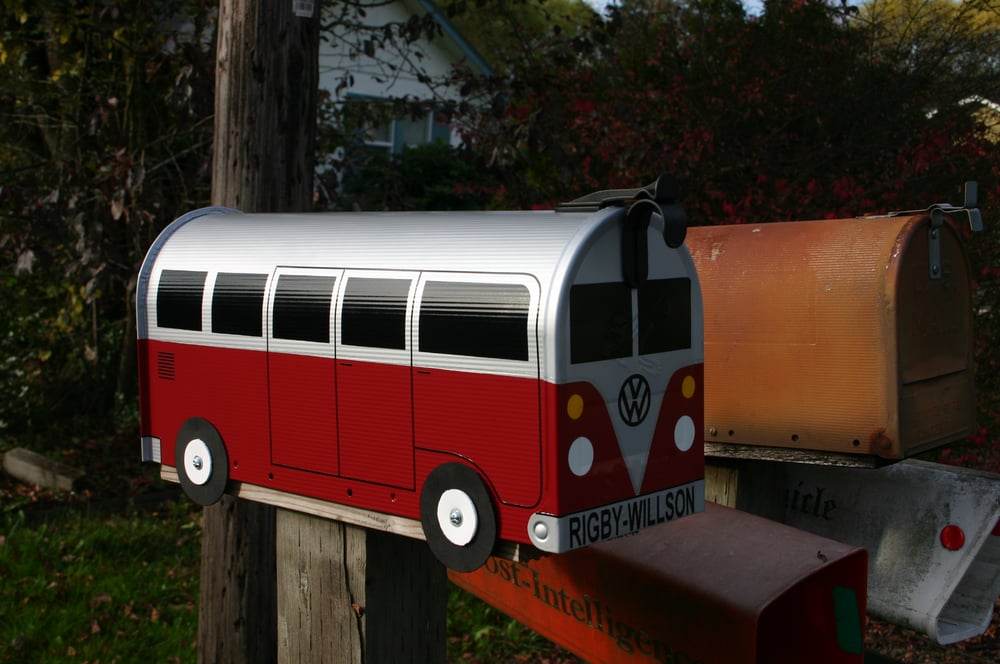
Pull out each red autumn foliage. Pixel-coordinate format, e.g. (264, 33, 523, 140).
(450, 0, 1000, 474)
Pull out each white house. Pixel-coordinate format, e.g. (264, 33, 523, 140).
(319, 0, 492, 154)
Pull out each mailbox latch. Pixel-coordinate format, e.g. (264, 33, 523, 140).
(885, 181, 983, 280)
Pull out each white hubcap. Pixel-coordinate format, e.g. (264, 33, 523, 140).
(183, 438, 213, 486)
(436, 488, 478, 546)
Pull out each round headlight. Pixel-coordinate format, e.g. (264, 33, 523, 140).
(674, 416, 696, 452)
(568, 437, 594, 476)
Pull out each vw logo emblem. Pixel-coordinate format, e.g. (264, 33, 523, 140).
(618, 374, 651, 426)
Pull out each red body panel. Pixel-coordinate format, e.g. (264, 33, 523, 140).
(548, 381, 636, 515)
(338, 359, 414, 489)
(269, 352, 338, 475)
(145, 340, 270, 479)
(642, 364, 703, 495)
(142, 337, 702, 549)
(414, 366, 541, 507)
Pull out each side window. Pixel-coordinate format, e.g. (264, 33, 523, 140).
(341, 277, 410, 349)
(570, 282, 632, 364)
(272, 274, 336, 343)
(157, 269, 207, 331)
(212, 272, 268, 337)
(638, 278, 692, 354)
(419, 282, 530, 361)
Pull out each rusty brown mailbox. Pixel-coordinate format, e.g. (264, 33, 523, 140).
(687, 210, 976, 460)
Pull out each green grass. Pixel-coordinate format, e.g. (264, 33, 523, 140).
(447, 585, 575, 663)
(0, 503, 201, 663)
(0, 502, 571, 663)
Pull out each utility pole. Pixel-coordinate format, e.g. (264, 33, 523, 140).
(200, 1, 318, 662)
(201, 2, 446, 662)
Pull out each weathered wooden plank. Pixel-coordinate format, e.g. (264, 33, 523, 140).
(276, 510, 446, 664)
(2, 447, 84, 492)
(705, 458, 787, 522)
(706, 442, 883, 468)
(239, 478, 425, 540)
(198, 494, 276, 664)
(162, 465, 531, 561)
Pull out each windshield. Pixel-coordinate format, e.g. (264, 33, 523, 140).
(570, 278, 691, 364)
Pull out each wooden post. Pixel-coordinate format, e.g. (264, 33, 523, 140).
(200, 1, 318, 662)
(276, 511, 447, 663)
(197, 496, 277, 663)
(705, 458, 787, 522)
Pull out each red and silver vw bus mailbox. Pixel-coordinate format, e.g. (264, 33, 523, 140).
(137, 177, 705, 571)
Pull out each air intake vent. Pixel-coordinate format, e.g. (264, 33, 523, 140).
(157, 352, 176, 380)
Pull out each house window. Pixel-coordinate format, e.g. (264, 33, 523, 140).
(357, 101, 451, 154)
(394, 114, 432, 148)
(364, 119, 394, 152)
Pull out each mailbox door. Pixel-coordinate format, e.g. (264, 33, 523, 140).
(267, 268, 342, 476)
(894, 217, 975, 456)
(336, 271, 417, 490)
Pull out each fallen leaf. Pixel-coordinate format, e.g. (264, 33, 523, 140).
(110, 195, 124, 221)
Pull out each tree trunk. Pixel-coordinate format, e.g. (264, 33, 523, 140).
(199, 2, 319, 663)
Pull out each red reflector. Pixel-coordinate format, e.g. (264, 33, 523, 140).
(940, 524, 966, 551)
(993, 519, 1000, 537)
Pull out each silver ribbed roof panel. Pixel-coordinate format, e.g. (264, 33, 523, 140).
(153, 209, 616, 281)
(137, 207, 627, 349)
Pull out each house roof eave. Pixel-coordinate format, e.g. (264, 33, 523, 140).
(411, 0, 494, 77)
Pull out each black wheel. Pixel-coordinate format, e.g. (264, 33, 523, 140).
(420, 463, 497, 572)
(175, 417, 229, 506)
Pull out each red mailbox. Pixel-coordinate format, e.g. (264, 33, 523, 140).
(138, 180, 704, 571)
(451, 502, 868, 663)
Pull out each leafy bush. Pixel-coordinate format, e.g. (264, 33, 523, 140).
(0, 1, 216, 434)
